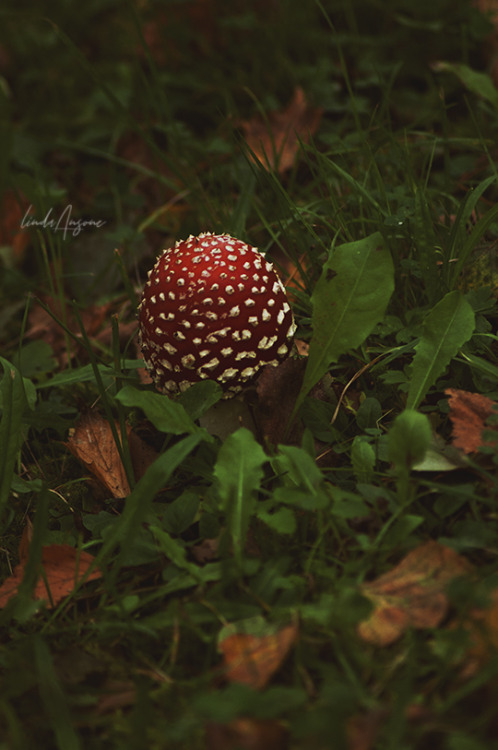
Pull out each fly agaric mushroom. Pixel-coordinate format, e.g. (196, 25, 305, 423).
(138, 232, 296, 397)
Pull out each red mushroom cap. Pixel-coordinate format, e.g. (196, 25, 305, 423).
(138, 232, 296, 397)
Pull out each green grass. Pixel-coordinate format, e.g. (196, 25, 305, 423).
(0, 1, 498, 747)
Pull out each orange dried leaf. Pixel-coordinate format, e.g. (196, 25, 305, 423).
(219, 620, 298, 690)
(239, 87, 322, 174)
(67, 411, 131, 498)
(0, 190, 30, 262)
(357, 541, 472, 646)
(0, 544, 102, 609)
(456, 589, 498, 678)
(446, 388, 497, 454)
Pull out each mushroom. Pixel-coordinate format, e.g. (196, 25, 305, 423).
(138, 232, 296, 399)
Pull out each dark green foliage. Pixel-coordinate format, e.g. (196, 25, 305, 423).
(0, 1, 497, 748)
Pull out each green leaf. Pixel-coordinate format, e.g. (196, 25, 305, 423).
(36, 361, 142, 390)
(0, 358, 29, 528)
(433, 61, 498, 109)
(388, 410, 432, 472)
(256, 506, 297, 535)
(96, 432, 204, 578)
(406, 291, 475, 410)
(293, 232, 394, 417)
(150, 526, 200, 578)
(351, 437, 375, 482)
(162, 490, 200, 534)
(34, 637, 81, 750)
(274, 445, 323, 491)
(116, 385, 205, 436)
(214, 428, 267, 561)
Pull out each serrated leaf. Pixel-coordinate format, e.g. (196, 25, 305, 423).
(406, 291, 475, 410)
(214, 428, 267, 560)
(116, 385, 203, 436)
(292, 232, 394, 418)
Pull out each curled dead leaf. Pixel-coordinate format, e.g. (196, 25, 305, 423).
(219, 619, 298, 690)
(446, 388, 497, 454)
(239, 87, 322, 174)
(205, 718, 288, 750)
(0, 543, 102, 609)
(357, 541, 473, 646)
(66, 411, 131, 498)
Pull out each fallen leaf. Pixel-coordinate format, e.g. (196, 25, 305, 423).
(191, 537, 219, 563)
(454, 588, 498, 678)
(96, 679, 137, 715)
(205, 718, 288, 750)
(239, 87, 322, 174)
(219, 618, 298, 690)
(446, 388, 497, 453)
(0, 190, 30, 263)
(0, 543, 102, 609)
(26, 296, 114, 367)
(66, 411, 131, 498)
(357, 541, 472, 646)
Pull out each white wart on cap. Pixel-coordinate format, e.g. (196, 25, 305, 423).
(138, 232, 296, 397)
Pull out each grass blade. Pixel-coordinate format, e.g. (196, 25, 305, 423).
(0, 358, 27, 529)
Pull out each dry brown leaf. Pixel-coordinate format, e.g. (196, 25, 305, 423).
(0, 190, 30, 263)
(0, 543, 102, 609)
(26, 296, 114, 367)
(205, 718, 288, 750)
(128, 428, 160, 482)
(219, 621, 298, 690)
(239, 87, 322, 174)
(66, 411, 131, 498)
(453, 588, 498, 678)
(96, 679, 137, 715)
(357, 541, 473, 646)
(446, 388, 497, 454)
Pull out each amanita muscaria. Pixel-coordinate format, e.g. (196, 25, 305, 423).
(138, 232, 296, 397)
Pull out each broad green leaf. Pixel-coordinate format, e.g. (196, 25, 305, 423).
(351, 436, 375, 482)
(406, 291, 475, 410)
(433, 61, 498, 109)
(150, 526, 200, 578)
(293, 232, 394, 418)
(388, 410, 432, 472)
(214, 427, 267, 560)
(273, 445, 324, 491)
(116, 385, 203, 436)
(0, 358, 29, 527)
(162, 490, 200, 534)
(256, 506, 296, 535)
